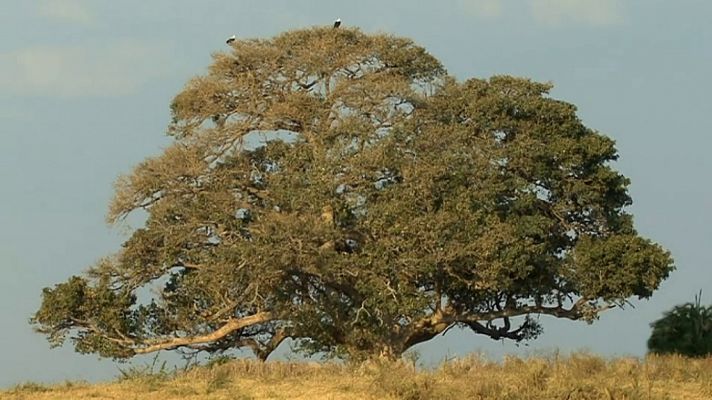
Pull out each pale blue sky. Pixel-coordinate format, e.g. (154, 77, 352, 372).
(1, 0, 710, 387)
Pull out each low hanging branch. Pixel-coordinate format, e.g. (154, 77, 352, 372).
(398, 297, 613, 352)
(134, 312, 273, 355)
(233, 328, 291, 361)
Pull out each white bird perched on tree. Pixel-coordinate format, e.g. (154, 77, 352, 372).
(226, 35, 236, 45)
(333, 18, 341, 28)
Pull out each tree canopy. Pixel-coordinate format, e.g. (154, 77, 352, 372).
(648, 292, 712, 357)
(33, 27, 674, 361)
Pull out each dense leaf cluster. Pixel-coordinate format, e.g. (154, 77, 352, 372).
(648, 292, 712, 357)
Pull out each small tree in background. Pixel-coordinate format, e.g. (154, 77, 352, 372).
(648, 292, 712, 357)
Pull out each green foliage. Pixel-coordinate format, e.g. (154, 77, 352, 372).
(32, 26, 674, 362)
(31, 274, 138, 358)
(568, 235, 673, 302)
(117, 356, 171, 382)
(648, 291, 712, 357)
(10, 382, 51, 394)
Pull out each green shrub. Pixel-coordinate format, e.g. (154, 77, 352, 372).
(648, 291, 712, 357)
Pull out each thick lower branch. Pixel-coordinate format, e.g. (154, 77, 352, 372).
(458, 297, 604, 322)
(464, 318, 530, 341)
(401, 311, 453, 350)
(234, 328, 291, 361)
(258, 328, 290, 361)
(133, 311, 272, 354)
(400, 297, 608, 352)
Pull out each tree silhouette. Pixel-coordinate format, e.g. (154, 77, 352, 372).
(32, 27, 674, 361)
(648, 291, 712, 357)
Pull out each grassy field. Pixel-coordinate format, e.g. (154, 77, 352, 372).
(3, 353, 712, 399)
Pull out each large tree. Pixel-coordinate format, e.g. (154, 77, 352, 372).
(33, 27, 674, 361)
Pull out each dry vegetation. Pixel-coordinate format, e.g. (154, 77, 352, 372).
(3, 353, 712, 400)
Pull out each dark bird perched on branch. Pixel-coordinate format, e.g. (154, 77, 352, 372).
(333, 18, 341, 28)
(226, 35, 236, 45)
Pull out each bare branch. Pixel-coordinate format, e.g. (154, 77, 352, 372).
(134, 312, 272, 354)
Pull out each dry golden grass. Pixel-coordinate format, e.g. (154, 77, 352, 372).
(3, 353, 712, 400)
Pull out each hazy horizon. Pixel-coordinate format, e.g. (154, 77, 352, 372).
(1, 0, 710, 387)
